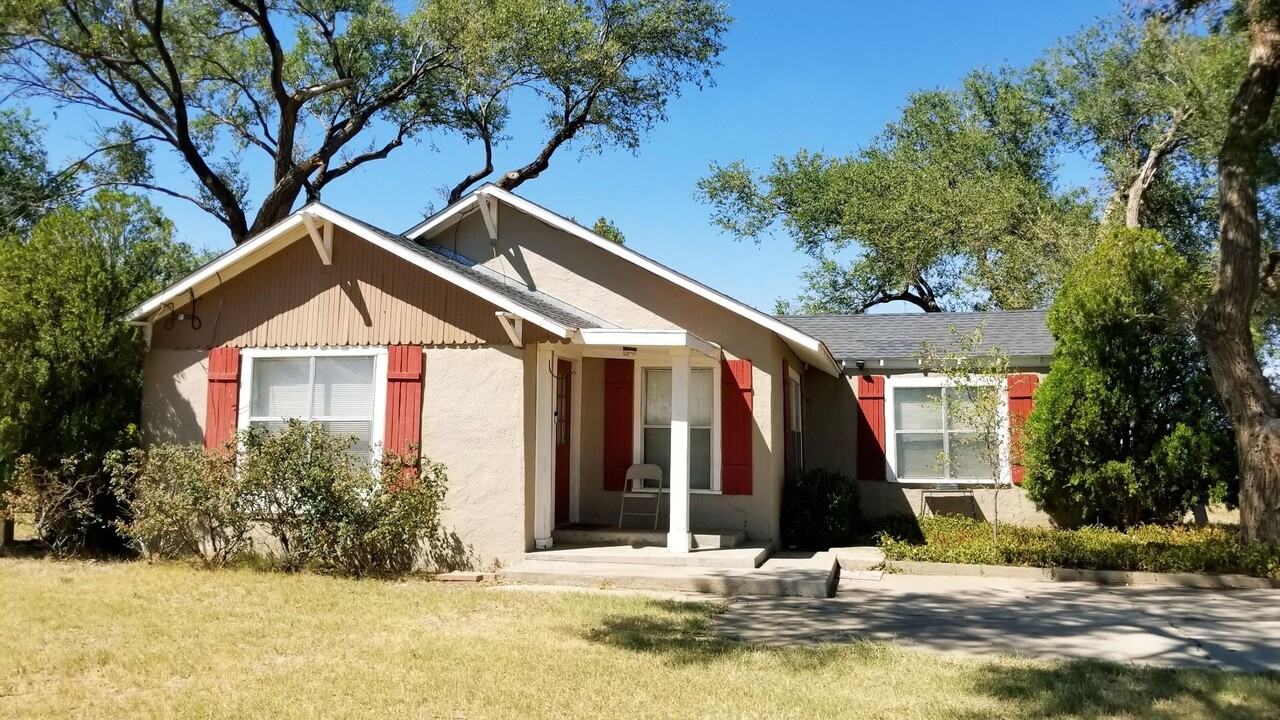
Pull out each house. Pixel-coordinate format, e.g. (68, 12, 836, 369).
(125, 186, 1052, 568)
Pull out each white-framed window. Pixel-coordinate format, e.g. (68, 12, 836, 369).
(237, 347, 388, 461)
(883, 376, 1009, 485)
(634, 361, 721, 492)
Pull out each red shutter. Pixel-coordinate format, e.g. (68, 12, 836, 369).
(204, 347, 240, 449)
(781, 359, 795, 482)
(856, 375, 886, 482)
(721, 359, 753, 495)
(603, 358, 634, 491)
(385, 346, 424, 458)
(1007, 373, 1039, 485)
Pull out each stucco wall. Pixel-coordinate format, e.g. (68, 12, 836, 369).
(421, 345, 527, 569)
(140, 349, 209, 446)
(859, 482, 1050, 527)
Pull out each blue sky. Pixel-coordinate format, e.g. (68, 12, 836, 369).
(40, 0, 1123, 311)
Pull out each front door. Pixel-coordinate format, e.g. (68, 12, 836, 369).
(554, 359, 572, 524)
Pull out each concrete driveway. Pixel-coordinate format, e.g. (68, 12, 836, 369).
(715, 573, 1280, 672)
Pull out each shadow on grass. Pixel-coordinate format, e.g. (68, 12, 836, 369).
(585, 599, 1280, 717)
(583, 600, 741, 665)
(962, 660, 1280, 719)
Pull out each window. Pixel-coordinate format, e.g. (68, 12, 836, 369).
(892, 383, 998, 481)
(243, 351, 383, 459)
(788, 371, 803, 473)
(641, 367, 714, 491)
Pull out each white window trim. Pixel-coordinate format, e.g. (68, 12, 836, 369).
(883, 375, 1011, 486)
(237, 346, 389, 464)
(632, 358, 722, 494)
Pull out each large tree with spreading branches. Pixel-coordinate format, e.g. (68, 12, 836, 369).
(0, 0, 729, 244)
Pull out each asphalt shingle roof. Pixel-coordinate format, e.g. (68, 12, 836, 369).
(777, 310, 1055, 361)
(327, 206, 610, 331)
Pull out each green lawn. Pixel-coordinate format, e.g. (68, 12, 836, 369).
(2, 559, 1278, 719)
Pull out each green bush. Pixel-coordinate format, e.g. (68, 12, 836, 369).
(107, 443, 249, 566)
(239, 420, 447, 576)
(780, 467, 860, 549)
(104, 422, 449, 576)
(878, 515, 1280, 578)
(1023, 229, 1236, 528)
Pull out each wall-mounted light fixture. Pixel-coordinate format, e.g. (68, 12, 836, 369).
(622, 346, 637, 357)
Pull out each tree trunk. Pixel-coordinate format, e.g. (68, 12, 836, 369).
(1125, 118, 1183, 229)
(1196, 4, 1280, 544)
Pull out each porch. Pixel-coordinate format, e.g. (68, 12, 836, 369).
(530, 328, 761, 554)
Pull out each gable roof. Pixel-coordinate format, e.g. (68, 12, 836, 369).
(406, 185, 842, 376)
(779, 310, 1055, 367)
(125, 203, 605, 338)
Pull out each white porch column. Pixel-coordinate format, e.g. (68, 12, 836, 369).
(667, 348, 692, 553)
(533, 347, 555, 549)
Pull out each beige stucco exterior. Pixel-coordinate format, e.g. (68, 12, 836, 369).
(419, 345, 527, 568)
(141, 349, 209, 446)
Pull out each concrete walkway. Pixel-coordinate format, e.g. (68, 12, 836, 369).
(715, 573, 1280, 672)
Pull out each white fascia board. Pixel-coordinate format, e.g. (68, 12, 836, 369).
(403, 194, 480, 238)
(304, 205, 572, 339)
(407, 185, 842, 376)
(577, 328, 720, 360)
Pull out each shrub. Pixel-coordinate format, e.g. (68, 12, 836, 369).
(780, 467, 860, 549)
(239, 421, 447, 576)
(4, 454, 114, 556)
(107, 443, 249, 566)
(1022, 229, 1236, 528)
(878, 515, 1280, 578)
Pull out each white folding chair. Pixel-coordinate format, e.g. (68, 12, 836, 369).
(617, 463, 665, 530)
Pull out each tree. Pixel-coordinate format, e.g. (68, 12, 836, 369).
(1174, 0, 1280, 543)
(0, 0, 729, 245)
(698, 68, 1097, 313)
(0, 191, 201, 480)
(1045, 17, 1249, 241)
(1023, 228, 1236, 528)
(591, 216, 625, 244)
(916, 326, 1013, 540)
(0, 109, 62, 236)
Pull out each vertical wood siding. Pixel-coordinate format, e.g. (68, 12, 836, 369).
(150, 228, 513, 349)
(856, 375, 887, 482)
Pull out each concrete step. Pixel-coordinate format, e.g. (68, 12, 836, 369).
(524, 543, 771, 569)
(551, 527, 747, 549)
(498, 553, 839, 598)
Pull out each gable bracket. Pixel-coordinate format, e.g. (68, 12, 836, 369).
(496, 311, 524, 347)
(300, 212, 332, 265)
(478, 194, 499, 241)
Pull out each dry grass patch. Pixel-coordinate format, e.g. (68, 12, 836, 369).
(2, 559, 1278, 719)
